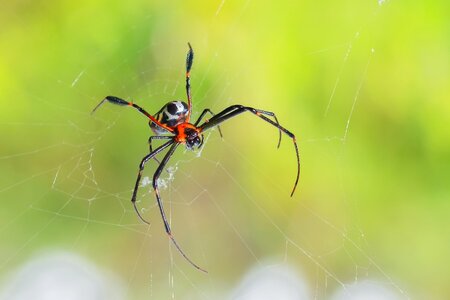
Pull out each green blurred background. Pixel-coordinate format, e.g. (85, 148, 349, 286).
(0, 0, 449, 299)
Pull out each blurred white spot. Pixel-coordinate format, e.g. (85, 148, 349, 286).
(330, 280, 402, 300)
(166, 166, 177, 178)
(157, 166, 177, 190)
(229, 263, 309, 300)
(0, 251, 124, 300)
(141, 176, 151, 187)
(378, 0, 386, 5)
(157, 177, 168, 189)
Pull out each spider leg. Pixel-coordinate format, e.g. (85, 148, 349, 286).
(92, 96, 174, 133)
(252, 108, 282, 148)
(198, 105, 300, 196)
(153, 142, 207, 273)
(149, 136, 182, 175)
(200, 105, 282, 147)
(131, 140, 174, 224)
(185, 43, 194, 122)
(194, 108, 223, 138)
(148, 136, 172, 164)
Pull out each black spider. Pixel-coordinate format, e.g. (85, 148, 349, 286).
(92, 43, 300, 272)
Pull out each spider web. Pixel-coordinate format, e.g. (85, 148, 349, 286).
(1, 1, 446, 299)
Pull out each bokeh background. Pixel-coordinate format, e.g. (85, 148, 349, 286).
(0, 1, 449, 299)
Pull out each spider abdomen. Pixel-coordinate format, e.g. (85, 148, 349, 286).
(150, 101, 189, 135)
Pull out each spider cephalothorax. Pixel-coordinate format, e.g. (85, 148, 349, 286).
(173, 123, 204, 149)
(92, 43, 300, 273)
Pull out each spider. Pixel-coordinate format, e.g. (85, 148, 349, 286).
(92, 43, 300, 273)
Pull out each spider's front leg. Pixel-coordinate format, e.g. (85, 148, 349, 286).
(198, 105, 300, 196)
(194, 109, 223, 138)
(131, 140, 174, 224)
(200, 105, 282, 148)
(151, 142, 207, 273)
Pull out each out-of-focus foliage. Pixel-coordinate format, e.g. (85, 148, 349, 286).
(0, 1, 448, 299)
